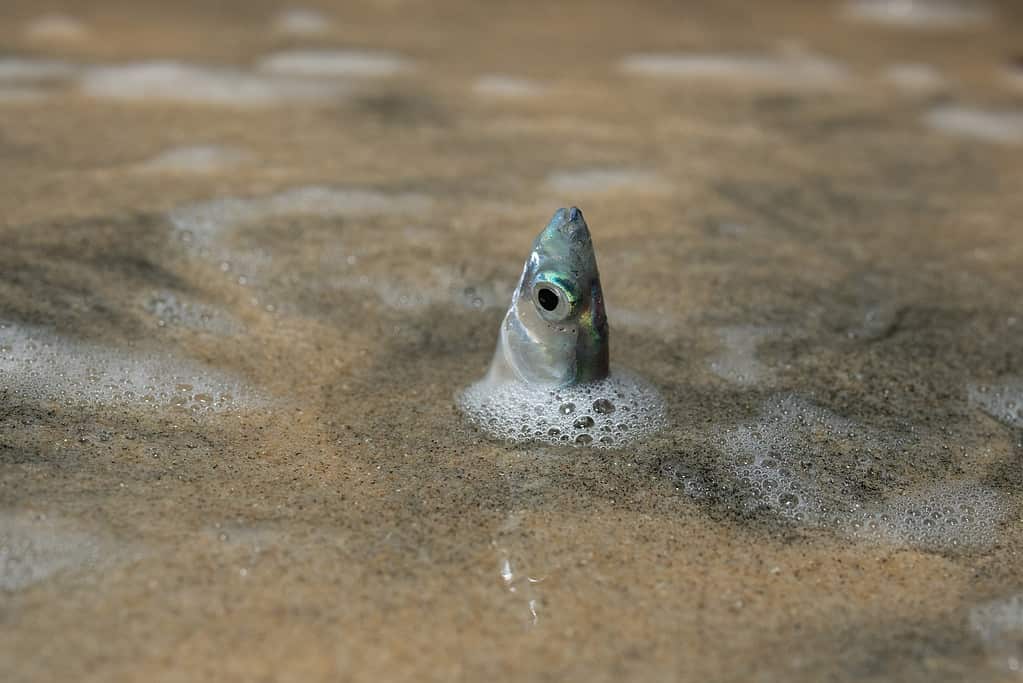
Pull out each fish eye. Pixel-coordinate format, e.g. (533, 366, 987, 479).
(537, 287, 559, 312)
(531, 280, 572, 321)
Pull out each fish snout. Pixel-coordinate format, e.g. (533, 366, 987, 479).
(551, 206, 589, 240)
(555, 206, 582, 224)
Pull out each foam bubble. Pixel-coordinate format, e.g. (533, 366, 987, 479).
(0, 57, 78, 82)
(970, 378, 1023, 429)
(136, 145, 251, 173)
(25, 14, 89, 41)
(473, 75, 546, 98)
(141, 291, 244, 335)
(924, 106, 1023, 144)
(883, 63, 946, 91)
(683, 394, 1009, 550)
(708, 325, 777, 386)
(710, 395, 866, 524)
(257, 50, 410, 78)
(272, 8, 332, 35)
(970, 594, 1023, 674)
(619, 53, 847, 87)
(842, 0, 991, 27)
(0, 321, 264, 413)
(458, 371, 667, 448)
(79, 61, 347, 106)
(0, 512, 108, 591)
(848, 480, 1007, 551)
(545, 169, 671, 195)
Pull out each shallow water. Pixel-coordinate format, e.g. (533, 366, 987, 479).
(1, 1, 1023, 681)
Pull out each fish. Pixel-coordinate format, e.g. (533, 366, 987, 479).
(485, 207, 609, 387)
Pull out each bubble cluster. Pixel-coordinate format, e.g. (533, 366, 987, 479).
(458, 371, 666, 448)
(141, 291, 243, 335)
(0, 321, 263, 413)
(848, 481, 1007, 551)
(667, 394, 1008, 551)
(970, 378, 1023, 429)
(706, 395, 869, 524)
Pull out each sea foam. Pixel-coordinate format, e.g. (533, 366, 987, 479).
(459, 371, 667, 448)
(0, 321, 264, 413)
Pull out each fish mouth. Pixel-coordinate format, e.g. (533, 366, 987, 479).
(547, 206, 591, 242)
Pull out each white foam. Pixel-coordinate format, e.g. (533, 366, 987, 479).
(970, 594, 1023, 674)
(619, 53, 847, 87)
(79, 61, 347, 106)
(0, 321, 264, 413)
(136, 145, 251, 173)
(924, 106, 1023, 144)
(848, 480, 1007, 551)
(25, 14, 89, 41)
(709, 325, 776, 386)
(473, 75, 546, 98)
(545, 169, 671, 195)
(970, 378, 1023, 429)
(0, 512, 107, 591)
(257, 50, 410, 78)
(714, 395, 864, 524)
(883, 63, 946, 91)
(0, 57, 78, 82)
(702, 394, 1008, 550)
(141, 291, 244, 335)
(843, 0, 991, 27)
(272, 8, 332, 35)
(458, 371, 667, 448)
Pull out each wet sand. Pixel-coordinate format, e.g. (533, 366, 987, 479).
(2, 1, 1023, 681)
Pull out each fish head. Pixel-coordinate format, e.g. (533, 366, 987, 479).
(490, 207, 610, 386)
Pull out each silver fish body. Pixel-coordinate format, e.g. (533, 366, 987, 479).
(486, 207, 609, 387)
